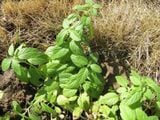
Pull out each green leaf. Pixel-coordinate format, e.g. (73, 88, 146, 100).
(29, 113, 41, 120)
(136, 108, 148, 120)
(63, 19, 70, 29)
(148, 116, 159, 120)
(116, 87, 127, 94)
(99, 105, 111, 116)
(69, 40, 83, 55)
(61, 68, 88, 89)
(45, 46, 69, 60)
(145, 77, 160, 101)
(8, 44, 14, 56)
(18, 48, 48, 65)
(46, 60, 60, 75)
(127, 91, 142, 106)
(12, 101, 22, 113)
(85, 0, 94, 4)
(63, 89, 77, 98)
(90, 64, 102, 73)
(144, 88, 154, 100)
(130, 70, 142, 86)
(116, 75, 129, 87)
(93, 4, 101, 9)
(69, 96, 78, 101)
(18, 48, 39, 59)
(11, 59, 28, 82)
(77, 92, 90, 110)
(89, 53, 98, 62)
(27, 54, 48, 65)
(73, 107, 83, 119)
(57, 95, 69, 106)
(11, 59, 21, 76)
(99, 93, 119, 106)
(41, 103, 55, 114)
(1, 58, 12, 71)
(28, 67, 41, 86)
(71, 54, 88, 67)
(69, 30, 81, 41)
(73, 4, 90, 11)
(56, 29, 68, 45)
(120, 103, 136, 120)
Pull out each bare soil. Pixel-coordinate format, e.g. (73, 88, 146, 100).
(0, 70, 36, 117)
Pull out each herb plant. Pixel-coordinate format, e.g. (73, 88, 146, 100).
(1, 0, 103, 119)
(1, 0, 160, 120)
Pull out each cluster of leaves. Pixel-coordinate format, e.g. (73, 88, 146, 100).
(1, 0, 103, 119)
(1, 0, 160, 120)
(90, 71, 160, 120)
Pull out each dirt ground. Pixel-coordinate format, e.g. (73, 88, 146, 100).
(0, 70, 36, 118)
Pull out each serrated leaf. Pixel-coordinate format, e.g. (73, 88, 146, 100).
(69, 30, 81, 41)
(90, 64, 102, 73)
(116, 75, 129, 87)
(56, 29, 68, 45)
(1, 58, 12, 71)
(57, 95, 69, 106)
(99, 93, 119, 106)
(136, 108, 148, 120)
(71, 54, 88, 67)
(63, 89, 77, 97)
(69, 40, 83, 55)
(8, 44, 14, 56)
(120, 103, 136, 120)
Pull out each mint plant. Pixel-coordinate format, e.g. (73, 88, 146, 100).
(1, 0, 103, 119)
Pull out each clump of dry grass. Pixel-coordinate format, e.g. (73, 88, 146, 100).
(0, 0, 82, 48)
(94, 0, 160, 78)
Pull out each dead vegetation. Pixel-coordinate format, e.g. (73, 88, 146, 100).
(0, 0, 160, 79)
(94, 0, 160, 79)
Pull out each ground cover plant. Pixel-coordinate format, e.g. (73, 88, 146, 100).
(0, 0, 160, 120)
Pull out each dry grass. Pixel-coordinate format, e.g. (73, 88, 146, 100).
(94, 0, 160, 79)
(0, 0, 160, 79)
(0, 0, 82, 49)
